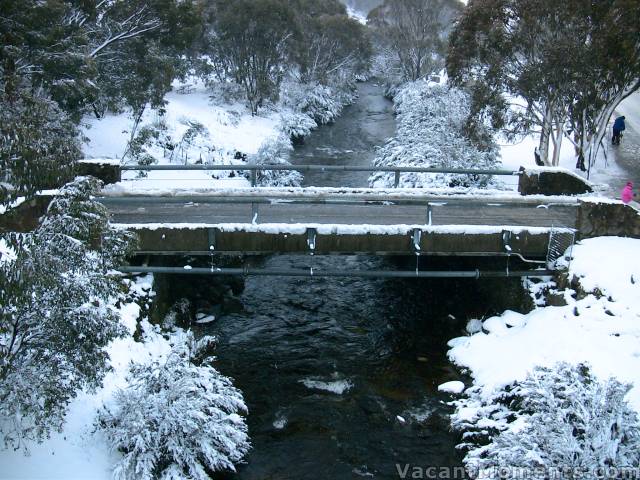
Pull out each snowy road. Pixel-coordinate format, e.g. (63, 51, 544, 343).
(105, 200, 579, 228)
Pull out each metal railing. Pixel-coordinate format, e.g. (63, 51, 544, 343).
(120, 164, 522, 188)
(117, 265, 554, 279)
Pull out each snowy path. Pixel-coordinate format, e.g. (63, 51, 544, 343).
(610, 92, 640, 187)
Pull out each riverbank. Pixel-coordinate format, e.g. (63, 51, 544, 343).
(446, 236, 640, 468)
(82, 78, 359, 192)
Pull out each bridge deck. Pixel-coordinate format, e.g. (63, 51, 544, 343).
(104, 197, 578, 229)
(101, 193, 579, 258)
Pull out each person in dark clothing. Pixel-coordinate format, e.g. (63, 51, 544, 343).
(612, 116, 626, 145)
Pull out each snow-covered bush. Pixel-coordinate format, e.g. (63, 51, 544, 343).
(279, 111, 318, 142)
(280, 80, 357, 127)
(369, 82, 501, 189)
(97, 332, 250, 480)
(452, 363, 640, 477)
(0, 177, 135, 449)
(299, 84, 352, 125)
(251, 134, 303, 187)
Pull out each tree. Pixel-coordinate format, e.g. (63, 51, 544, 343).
(452, 363, 640, 477)
(288, 0, 371, 84)
(0, 0, 202, 204)
(212, 0, 299, 115)
(448, 0, 640, 168)
(562, 0, 640, 174)
(0, 88, 80, 206)
(0, 177, 136, 449)
(97, 332, 250, 480)
(369, 83, 500, 189)
(369, 0, 462, 82)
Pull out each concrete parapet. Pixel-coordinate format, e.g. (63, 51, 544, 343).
(576, 200, 640, 239)
(77, 160, 121, 185)
(518, 167, 593, 196)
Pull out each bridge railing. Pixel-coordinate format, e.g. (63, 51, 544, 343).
(120, 164, 521, 188)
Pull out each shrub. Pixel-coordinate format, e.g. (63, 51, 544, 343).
(97, 332, 250, 480)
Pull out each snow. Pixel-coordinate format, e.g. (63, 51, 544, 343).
(114, 222, 571, 237)
(497, 101, 636, 199)
(345, 5, 368, 24)
(448, 237, 640, 412)
(0, 196, 26, 215)
(0, 238, 17, 265)
(0, 275, 174, 480)
(82, 81, 281, 161)
(101, 184, 591, 205)
(438, 381, 466, 394)
(195, 313, 216, 325)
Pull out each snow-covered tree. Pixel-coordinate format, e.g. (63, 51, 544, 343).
(211, 0, 298, 115)
(97, 332, 250, 480)
(448, 0, 640, 169)
(0, 177, 135, 449)
(251, 134, 303, 187)
(369, 0, 462, 82)
(369, 82, 500, 189)
(0, 88, 79, 206)
(292, 8, 371, 84)
(452, 363, 640, 477)
(0, 0, 202, 203)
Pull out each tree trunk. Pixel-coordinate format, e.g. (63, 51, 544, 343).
(551, 126, 563, 167)
(539, 121, 551, 166)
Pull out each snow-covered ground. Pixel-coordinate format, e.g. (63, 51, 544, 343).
(0, 275, 174, 480)
(82, 80, 290, 191)
(446, 237, 640, 413)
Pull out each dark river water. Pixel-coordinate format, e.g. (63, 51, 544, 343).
(196, 83, 510, 479)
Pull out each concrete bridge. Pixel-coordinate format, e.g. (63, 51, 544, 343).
(101, 190, 579, 260)
(88, 163, 640, 278)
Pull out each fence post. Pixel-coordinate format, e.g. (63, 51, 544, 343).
(394, 170, 401, 188)
(250, 169, 257, 187)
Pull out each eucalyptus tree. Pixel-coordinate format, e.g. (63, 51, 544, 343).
(0, 0, 202, 205)
(0, 178, 135, 449)
(448, 0, 640, 168)
(212, 0, 299, 115)
(369, 0, 463, 82)
(291, 0, 372, 84)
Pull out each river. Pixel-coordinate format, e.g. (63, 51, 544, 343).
(198, 83, 516, 479)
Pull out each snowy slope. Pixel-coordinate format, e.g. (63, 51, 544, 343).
(447, 237, 640, 412)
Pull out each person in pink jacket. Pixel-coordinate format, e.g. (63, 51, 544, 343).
(621, 181, 635, 204)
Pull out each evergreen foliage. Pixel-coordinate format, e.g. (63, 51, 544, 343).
(447, 0, 640, 168)
(97, 332, 250, 480)
(452, 363, 640, 477)
(370, 82, 500, 188)
(0, 89, 80, 205)
(0, 177, 135, 449)
(211, 0, 299, 115)
(0, 0, 201, 205)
